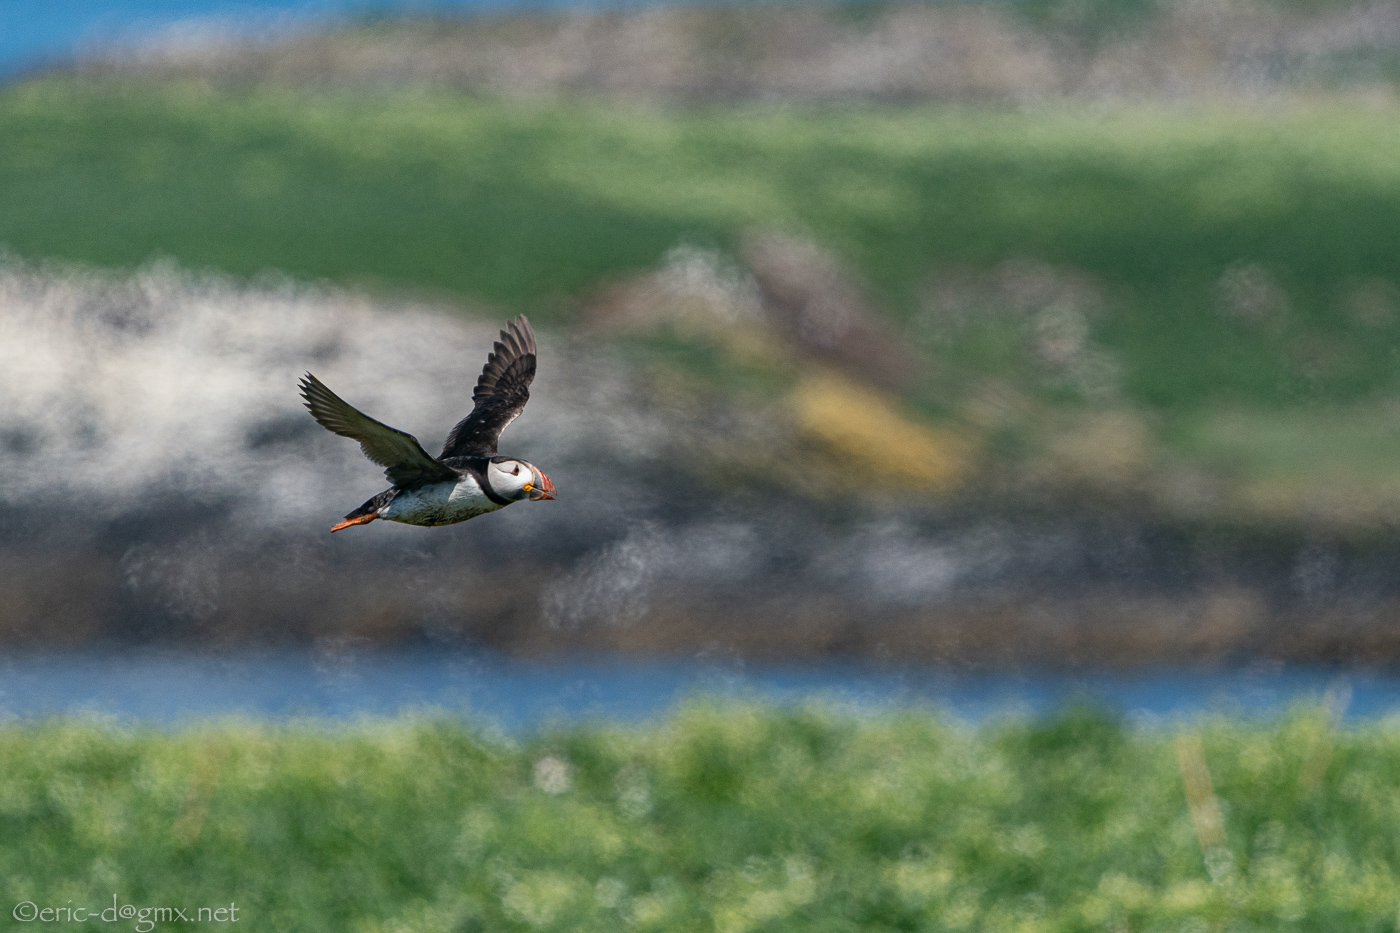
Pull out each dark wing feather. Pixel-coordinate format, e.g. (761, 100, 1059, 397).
(300, 373, 458, 487)
(440, 315, 537, 458)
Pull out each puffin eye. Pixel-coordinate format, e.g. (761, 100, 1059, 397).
(512, 465, 520, 475)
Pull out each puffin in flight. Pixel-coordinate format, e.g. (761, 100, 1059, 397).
(299, 315, 556, 533)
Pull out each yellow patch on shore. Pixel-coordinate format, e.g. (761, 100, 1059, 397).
(1041, 410, 1155, 485)
(790, 372, 975, 490)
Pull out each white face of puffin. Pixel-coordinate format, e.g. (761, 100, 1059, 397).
(487, 458, 557, 502)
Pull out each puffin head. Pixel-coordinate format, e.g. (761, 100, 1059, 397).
(488, 458, 557, 502)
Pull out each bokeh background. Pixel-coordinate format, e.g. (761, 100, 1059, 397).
(7, 0, 1400, 667)
(10, 4, 1400, 932)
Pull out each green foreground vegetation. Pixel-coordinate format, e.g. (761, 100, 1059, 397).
(3, 703, 1398, 932)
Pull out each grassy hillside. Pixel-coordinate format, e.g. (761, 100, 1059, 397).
(7, 79, 1400, 523)
(4, 81, 1400, 409)
(1, 703, 1396, 932)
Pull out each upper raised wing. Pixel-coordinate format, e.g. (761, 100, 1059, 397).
(300, 373, 459, 488)
(440, 315, 537, 459)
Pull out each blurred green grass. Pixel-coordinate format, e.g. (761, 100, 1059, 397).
(3, 703, 1398, 932)
(5, 80, 1400, 415)
(8, 79, 1400, 518)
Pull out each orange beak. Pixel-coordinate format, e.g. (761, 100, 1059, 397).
(530, 468, 556, 501)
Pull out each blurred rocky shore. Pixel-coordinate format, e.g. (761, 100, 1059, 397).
(3, 259, 1399, 665)
(66, 0, 1400, 104)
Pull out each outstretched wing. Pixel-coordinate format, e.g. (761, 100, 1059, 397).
(300, 373, 459, 487)
(440, 315, 537, 458)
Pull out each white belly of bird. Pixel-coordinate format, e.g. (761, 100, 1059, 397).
(380, 478, 504, 527)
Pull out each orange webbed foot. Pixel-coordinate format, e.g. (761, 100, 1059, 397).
(330, 514, 378, 533)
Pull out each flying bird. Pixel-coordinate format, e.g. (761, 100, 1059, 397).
(299, 315, 555, 533)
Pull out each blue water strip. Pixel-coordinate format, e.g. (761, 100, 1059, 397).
(0, 649, 1388, 729)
